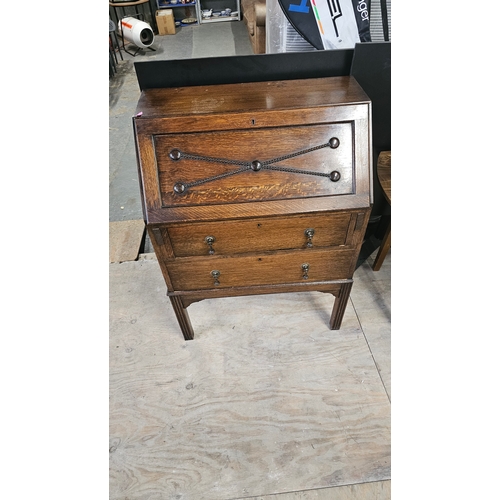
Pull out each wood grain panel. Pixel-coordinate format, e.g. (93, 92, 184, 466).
(135, 76, 370, 118)
(166, 212, 352, 257)
(154, 123, 354, 207)
(166, 248, 355, 291)
(146, 195, 372, 224)
(134, 104, 369, 136)
(134, 132, 161, 210)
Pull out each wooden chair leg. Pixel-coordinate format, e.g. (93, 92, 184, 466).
(373, 222, 391, 271)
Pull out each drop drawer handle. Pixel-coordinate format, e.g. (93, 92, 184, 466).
(302, 263, 310, 280)
(205, 236, 216, 255)
(304, 228, 315, 248)
(211, 270, 221, 286)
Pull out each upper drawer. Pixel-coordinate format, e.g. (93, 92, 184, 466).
(165, 212, 352, 257)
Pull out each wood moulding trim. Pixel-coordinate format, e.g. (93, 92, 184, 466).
(170, 279, 352, 303)
(145, 195, 371, 224)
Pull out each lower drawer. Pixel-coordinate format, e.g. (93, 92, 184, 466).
(166, 248, 355, 291)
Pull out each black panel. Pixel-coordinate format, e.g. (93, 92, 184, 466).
(134, 50, 354, 90)
(350, 41, 391, 257)
(350, 41, 391, 154)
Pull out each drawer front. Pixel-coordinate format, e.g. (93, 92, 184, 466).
(167, 248, 354, 291)
(166, 212, 352, 257)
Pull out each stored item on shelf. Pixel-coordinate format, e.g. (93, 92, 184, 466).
(156, 9, 176, 35)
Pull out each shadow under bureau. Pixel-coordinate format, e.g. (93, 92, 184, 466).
(133, 76, 373, 340)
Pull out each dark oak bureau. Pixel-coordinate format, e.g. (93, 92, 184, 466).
(133, 76, 373, 340)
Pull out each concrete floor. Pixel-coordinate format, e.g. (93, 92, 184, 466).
(109, 20, 391, 500)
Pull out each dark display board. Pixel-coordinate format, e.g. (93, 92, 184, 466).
(134, 50, 354, 90)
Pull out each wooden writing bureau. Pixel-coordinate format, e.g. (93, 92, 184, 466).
(133, 76, 373, 340)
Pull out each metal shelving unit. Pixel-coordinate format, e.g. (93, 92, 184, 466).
(156, 0, 200, 26)
(198, 0, 240, 24)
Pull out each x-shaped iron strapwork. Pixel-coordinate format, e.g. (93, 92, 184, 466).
(170, 137, 341, 194)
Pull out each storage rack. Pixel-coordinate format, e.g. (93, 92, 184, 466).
(198, 0, 241, 23)
(156, 0, 200, 26)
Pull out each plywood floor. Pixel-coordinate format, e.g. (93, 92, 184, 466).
(109, 220, 145, 263)
(109, 251, 391, 500)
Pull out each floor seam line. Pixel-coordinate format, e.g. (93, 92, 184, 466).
(350, 295, 391, 403)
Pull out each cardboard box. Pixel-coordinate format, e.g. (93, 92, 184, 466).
(156, 9, 176, 35)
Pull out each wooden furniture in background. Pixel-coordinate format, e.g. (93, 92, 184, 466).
(133, 76, 373, 340)
(372, 151, 391, 271)
(242, 0, 266, 53)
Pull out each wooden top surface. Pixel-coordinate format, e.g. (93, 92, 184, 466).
(377, 151, 391, 204)
(136, 76, 371, 118)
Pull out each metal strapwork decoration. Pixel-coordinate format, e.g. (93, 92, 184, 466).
(170, 137, 341, 194)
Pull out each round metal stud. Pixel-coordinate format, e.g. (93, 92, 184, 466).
(329, 137, 340, 149)
(169, 149, 182, 160)
(251, 160, 262, 171)
(173, 182, 186, 194)
(330, 171, 341, 182)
